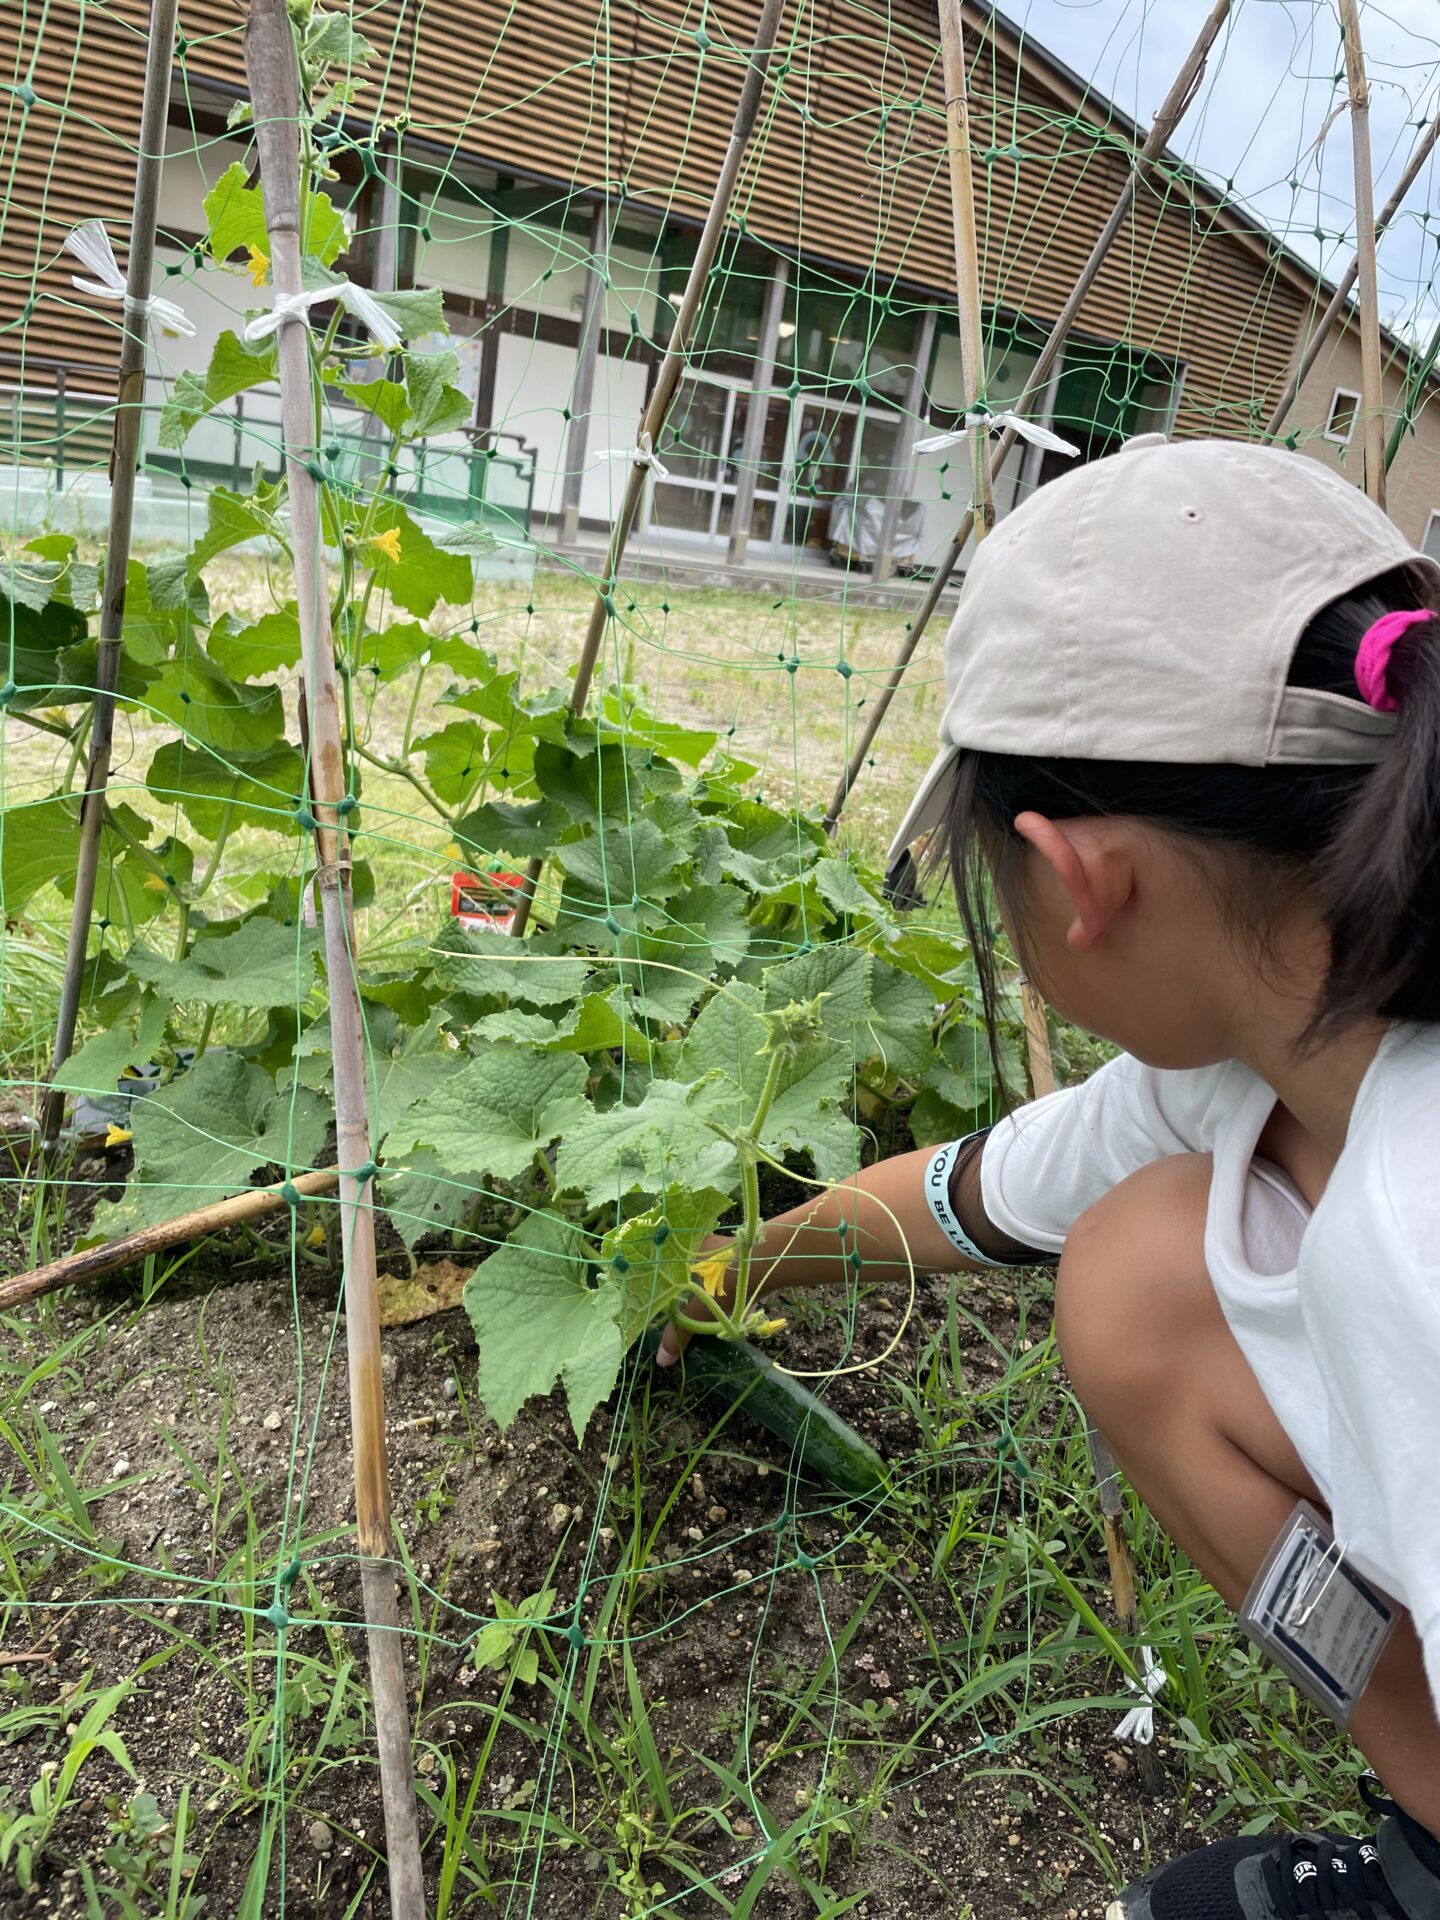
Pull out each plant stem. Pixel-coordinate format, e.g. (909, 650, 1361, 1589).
(729, 1044, 784, 1327)
(191, 1002, 217, 1067)
(400, 662, 427, 758)
(353, 739, 451, 823)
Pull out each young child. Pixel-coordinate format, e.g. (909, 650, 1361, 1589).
(657, 436, 1440, 1920)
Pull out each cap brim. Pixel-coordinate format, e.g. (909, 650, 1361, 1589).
(885, 746, 959, 876)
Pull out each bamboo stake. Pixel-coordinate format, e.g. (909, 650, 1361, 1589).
(0, 1171, 340, 1312)
(38, 0, 180, 1150)
(823, 0, 1232, 833)
(509, 0, 786, 938)
(244, 5, 423, 1914)
(1264, 107, 1440, 442)
(936, 0, 1056, 1096)
(1336, 0, 1386, 510)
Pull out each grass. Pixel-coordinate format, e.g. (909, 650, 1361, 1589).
(0, 552, 1366, 1915)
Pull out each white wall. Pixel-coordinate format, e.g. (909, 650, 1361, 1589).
(413, 194, 494, 303)
(503, 225, 663, 340)
(490, 332, 650, 526)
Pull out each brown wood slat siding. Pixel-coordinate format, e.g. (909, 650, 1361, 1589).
(71, 0, 1321, 444)
(0, 0, 153, 385)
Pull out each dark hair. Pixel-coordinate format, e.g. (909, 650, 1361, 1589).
(935, 563, 1440, 1073)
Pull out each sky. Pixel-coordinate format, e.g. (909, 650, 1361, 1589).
(1004, 0, 1440, 343)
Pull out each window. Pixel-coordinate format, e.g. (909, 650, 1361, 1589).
(1423, 511, 1440, 563)
(1325, 387, 1361, 444)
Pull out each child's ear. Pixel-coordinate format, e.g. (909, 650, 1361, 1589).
(1013, 812, 1136, 953)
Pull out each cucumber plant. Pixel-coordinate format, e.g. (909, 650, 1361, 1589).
(1, 3, 1019, 1442)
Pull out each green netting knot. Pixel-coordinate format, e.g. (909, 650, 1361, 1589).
(611, 1253, 630, 1275)
(279, 1181, 302, 1208)
(562, 1622, 587, 1651)
(305, 460, 327, 486)
(179, 689, 191, 704)
(163, 872, 176, 888)
(353, 1161, 379, 1186)
(836, 659, 853, 679)
(660, 600, 671, 615)
(97, 917, 110, 931)
(15, 82, 36, 109)
(601, 593, 617, 617)
(264, 1602, 290, 1634)
(323, 441, 342, 462)
(784, 658, 798, 674)
(786, 378, 802, 399)
(336, 793, 358, 815)
(694, 26, 712, 51)
(1285, 433, 1299, 451)
(174, 33, 188, 55)
(652, 1223, 670, 1246)
(795, 1550, 817, 1571)
(361, 144, 381, 180)
(856, 378, 876, 400)
(278, 1557, 302, 1591)
(0, 682, 16, 707)
(179, 471, 193, 490)
(292, 806, 319, 831)
(848, 1248, 863, 1272)
(604, 915, 623, 937)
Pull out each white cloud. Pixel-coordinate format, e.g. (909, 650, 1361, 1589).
(1009, 0, 1440, 343)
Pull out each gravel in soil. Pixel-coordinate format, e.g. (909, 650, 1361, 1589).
(0, 1242, 1224, 1919)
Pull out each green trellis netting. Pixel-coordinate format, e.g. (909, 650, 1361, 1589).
(1, 0, 1438, 1913)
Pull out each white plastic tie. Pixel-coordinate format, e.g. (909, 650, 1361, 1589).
(913, 411, 1080, 458)
(592, 430, 670, 481)
(64, 220, 195, 336)
(243, 281, 403, 352)
(1113, 1644, 1167, 1745)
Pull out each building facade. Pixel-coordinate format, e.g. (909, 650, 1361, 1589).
(3, 0, 1438, 577)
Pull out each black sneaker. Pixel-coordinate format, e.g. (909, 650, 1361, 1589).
(1107, 1783, 1440, 1920)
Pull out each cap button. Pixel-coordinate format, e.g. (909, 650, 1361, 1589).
(1117, 431, 1169, 455)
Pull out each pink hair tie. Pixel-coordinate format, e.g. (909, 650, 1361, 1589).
(1353, 607, 1435, 712)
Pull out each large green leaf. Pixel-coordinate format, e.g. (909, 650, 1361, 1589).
(203, 161, 346, 270)
(453, 798, 560, 862)
(89, 1051, 329, 1237)
(553, 1075, 733, 1206)
(186, 487, 282, 579)
(404, 351, 472, 437)
(158, 332, 277, 450)
(206, 607, 302, 681)
(0, 585, 87, 709)
(125, 915, 322, 1009)
(1, 795, 78, 913)
(380, 1151, 487, 1251)
(387, 1043, 587, 1180)
(146, 738, 305, 836)
(412, 719, 489, 808)
(203, 162, 268, 264)
(555, 818, 690, 904)
(431, 926, 590, 1009)
(466, 1213, 624, 1442)
(366, 504, 473, 616)
(51, 997, 168, 1098)
(600, 1183, 729, 1338)
(679, 982, 858, 1181)
(147, 651, 286, 756)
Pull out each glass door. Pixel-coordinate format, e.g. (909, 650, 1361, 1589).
(649, 373, 736, 538)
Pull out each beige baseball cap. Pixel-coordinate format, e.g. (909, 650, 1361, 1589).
(887, 434, 1440, 869)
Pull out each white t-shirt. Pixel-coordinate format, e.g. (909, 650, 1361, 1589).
(979, 1021, 1440, 1711)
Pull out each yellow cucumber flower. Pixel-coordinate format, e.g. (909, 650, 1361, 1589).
(692, 1252, 732, 1298)
(245, 245, 269, 287)
(370, 526, 402, 565)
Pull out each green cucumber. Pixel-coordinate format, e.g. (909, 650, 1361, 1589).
(641, 1329, 889, 1498)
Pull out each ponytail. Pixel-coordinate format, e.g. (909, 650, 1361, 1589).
(1316, 592, 1440, 1032)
